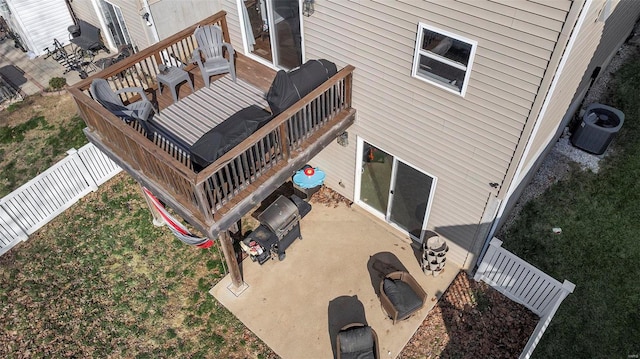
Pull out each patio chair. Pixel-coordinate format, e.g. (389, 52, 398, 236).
(379, 271, 427, 324)
(191, 24, 236, 88)
(336, 323, 379, 359)
(89, 78, 154, 123)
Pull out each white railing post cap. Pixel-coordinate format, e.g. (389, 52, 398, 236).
(490, 237, 503, 246)
(562, 280, 576, 293)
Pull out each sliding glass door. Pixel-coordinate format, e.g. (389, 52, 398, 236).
(98, 0, 131, 48)
(240, 0, 303, 69)
(358, 140, 436, 240)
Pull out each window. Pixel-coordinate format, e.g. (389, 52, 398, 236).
(412, 23, 477, 96)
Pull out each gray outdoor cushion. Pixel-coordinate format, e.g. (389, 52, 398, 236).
(383, 278, 423, 320)
(338, 326, 375, 359)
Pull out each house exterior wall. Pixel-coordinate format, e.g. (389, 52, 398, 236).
(572, 0, 640, 106)
(222, 0, 575, 268)
(307, 1, 580, 268)
(148, 0, 222, 40)
(4, 0, 74, 56)
(68, 0, 101, 29)
(221, 1, 242, 51)
(68, 0, 152, 51)
(521, 0, 640, 174)
(495, 0, 640, 234)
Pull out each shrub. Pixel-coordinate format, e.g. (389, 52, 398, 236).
(48, 77, 67, 90)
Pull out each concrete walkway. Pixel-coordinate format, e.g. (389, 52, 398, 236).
(212, 203, 460, 359)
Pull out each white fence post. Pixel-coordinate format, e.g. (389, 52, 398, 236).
(0, 205, 29, 256)
(474, 237, 502, 281)
(519, 280, 575, 359)
(67, 148, 99, 191)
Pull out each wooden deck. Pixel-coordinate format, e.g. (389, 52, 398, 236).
(154, 54, 276, 111)
(152, 75, 269, 146)
(69, 12, 355, 278)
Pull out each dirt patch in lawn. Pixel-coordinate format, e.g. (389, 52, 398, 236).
(400, 271, 538, 359)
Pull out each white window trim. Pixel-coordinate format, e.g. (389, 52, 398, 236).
(411, 22, 478, 97)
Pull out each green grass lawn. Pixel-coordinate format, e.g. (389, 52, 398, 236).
(0, 175, 277, 358)
(0, 95, 88, 197)
(501, 58, 640, 358)
(0, 94, 276, 358)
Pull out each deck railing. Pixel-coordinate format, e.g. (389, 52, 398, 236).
(69, 11, 354, 226)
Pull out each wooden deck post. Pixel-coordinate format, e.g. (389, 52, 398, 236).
(217, 230, 244, 289)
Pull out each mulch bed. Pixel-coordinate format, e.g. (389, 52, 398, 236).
(399, 271, 539, 358)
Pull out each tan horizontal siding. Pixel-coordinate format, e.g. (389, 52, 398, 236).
(472, 62, 541, 94)
(360, 0, 557, 58)
(69, 0, 101, 28)
(574, 0, 640, 94)
(523, 0, 619, 170)
(458, 0, 566, 31)
(304, 36, 530, 136)
(528, 0, 573, 12)
(308, 140, 357, 200)
(113, 0, 150, 50)
(304, 0, 570, 266)
(492, 0, 571, 21)
(326, 1, 554, 69)
(222, 1, 243, 52)
(441, 0, 564, 35)
(222, 0, 570, 266)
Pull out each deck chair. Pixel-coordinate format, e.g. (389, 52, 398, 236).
(336, 323, 379, 359)
(191, 24, 236, 87)
(89, 78, 154, 123)
(379, 271, 427, 324)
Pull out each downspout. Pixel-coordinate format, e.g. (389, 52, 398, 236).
(478, 0, 592, 263)
(64, 0, 79, 24)
(141, 0, 160, 43)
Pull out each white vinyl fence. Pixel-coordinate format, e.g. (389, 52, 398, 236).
(474, 237, 575, 359)
(0, 143, 121, 255)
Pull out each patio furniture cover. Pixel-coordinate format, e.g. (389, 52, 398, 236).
(336, 323, 379, 359)
(265, 59, 337, 116)
(190, 105, 273, 170)
(69, 19, 109, 53)
(191, 24, 236, 88)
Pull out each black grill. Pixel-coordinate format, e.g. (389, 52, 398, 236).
(242, 195, 311, 263)
(258, 195, 300, 239)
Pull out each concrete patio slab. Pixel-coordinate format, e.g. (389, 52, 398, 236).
(0, 39, 93, 96)
(212, 203, 460, 359)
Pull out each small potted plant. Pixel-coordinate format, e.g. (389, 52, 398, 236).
(48, 77, 67, 93)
